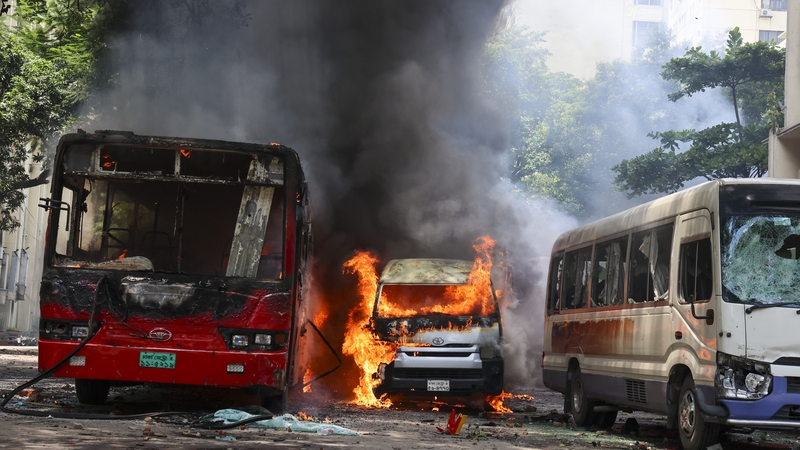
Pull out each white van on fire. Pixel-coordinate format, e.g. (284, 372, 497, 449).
(370, 258, 504, 401)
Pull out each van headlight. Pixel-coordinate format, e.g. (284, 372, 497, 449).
(716, 352, 772, 400)
(480, 342, 502, 359)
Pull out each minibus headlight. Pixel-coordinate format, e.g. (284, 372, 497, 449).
(716, 352, 772, 400)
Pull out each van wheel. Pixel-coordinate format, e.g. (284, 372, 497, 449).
(678, 377, 720, 450)
(570, 367, 595, 427)
(75, 379, 110, 405)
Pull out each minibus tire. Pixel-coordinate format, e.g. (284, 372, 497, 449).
(593, 410, 618, 428)
(570, 367, 594, 427)
(678, 377, 720, 450)
(74, 379, 110, 405)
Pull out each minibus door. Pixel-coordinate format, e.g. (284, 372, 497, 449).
(672, 209, 717, 370)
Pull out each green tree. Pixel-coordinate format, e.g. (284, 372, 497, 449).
(486, 26, 687, 218)
(613, 27, 785, 198)
(0, 0, 133, 231)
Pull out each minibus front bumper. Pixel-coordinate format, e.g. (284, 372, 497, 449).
(719, 377, 800, 428)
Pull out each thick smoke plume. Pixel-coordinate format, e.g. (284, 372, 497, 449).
(86, 0, 575, 395)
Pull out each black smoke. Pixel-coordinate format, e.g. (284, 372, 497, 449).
(87, 0, 574, 392)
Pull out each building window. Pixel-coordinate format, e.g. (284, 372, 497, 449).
(762, 0, 787, 11)
(632, 21, 660, 47)
(635, 0, 662, 5)
(759, 30, 785, 44)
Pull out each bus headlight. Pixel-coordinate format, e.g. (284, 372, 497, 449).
(716, 352, 772, 400)
(231, 335, 249, 347)
(254, 334, 272, 345)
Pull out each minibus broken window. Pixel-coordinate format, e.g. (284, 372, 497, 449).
(679, 238, 713, 303)
(722, 215, 800, 305)
(563, 246, 591, 309)
(547, 255, 563, 313)
(592, 238, 628, 307)
(628, 226, 672, 303)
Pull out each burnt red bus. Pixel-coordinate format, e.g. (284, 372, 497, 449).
(37, 131, 312, 412)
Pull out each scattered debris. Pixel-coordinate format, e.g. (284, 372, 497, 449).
(207, 410, 360, 436)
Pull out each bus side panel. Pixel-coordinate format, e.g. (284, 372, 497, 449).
(546, 306, 672, 413)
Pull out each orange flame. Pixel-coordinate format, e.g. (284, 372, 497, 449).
(341, 236, 499, 408)
(302, 368, 313, 393)
(180, 149, 192, 158)
(377, 235, 496, 319)
(297, 411, 313, 421)
(117, 250, 128, 259)
(341, 251, 397, 408)
(102, 161, 115, 169)
(487, 391, 513, 413)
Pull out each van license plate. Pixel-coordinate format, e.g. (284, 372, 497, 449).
(427, 380, 450, 391)
(139, 351, 176, 369)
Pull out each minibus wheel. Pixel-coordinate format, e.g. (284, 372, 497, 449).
(678, 377, 720, 450)
(570, 367, 594, 427)
(74, 378, 110, 405)
(593, 409, 618, 428)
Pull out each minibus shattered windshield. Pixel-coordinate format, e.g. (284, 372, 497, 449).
(721, 215, 800, 305)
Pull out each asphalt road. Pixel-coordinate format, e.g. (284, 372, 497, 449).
(1, 346, 800, 449)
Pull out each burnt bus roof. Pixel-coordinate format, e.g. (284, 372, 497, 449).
(56, 130, 299, 157)
(551, 178, 800, 254)
(379, 258, 474, 285)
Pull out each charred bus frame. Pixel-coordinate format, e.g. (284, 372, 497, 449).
(37, 131, 312, 412)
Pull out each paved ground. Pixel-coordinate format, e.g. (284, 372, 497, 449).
(2, 346, 800, 449)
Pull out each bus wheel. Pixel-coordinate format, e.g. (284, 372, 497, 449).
(678, 377, 720, 450)
(570, 367, 595, 427)
(262, 390, 287, 415)
(75, 379, 110, 405)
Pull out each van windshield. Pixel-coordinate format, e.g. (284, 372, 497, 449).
(721, 214, 800, 304)
(376, 284, 496, 318)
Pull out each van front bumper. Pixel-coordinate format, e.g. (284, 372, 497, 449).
(374, 357, 503, 396)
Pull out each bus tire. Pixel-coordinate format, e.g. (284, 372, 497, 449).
(74, 379, 110, 405)
(593, 410, 618, 429)
(262, 389, 287, 415)
(570, 367, 595, 427)
(678, 376, 720, 450)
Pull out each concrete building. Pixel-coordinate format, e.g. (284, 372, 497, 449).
(0, 160, 48, 333)
(768, 1, 800, 178)
(513, 0, 663, 79)
(1, 1, 46, 334)
(513, 0, 786, 78)
(666, 0, 788, 48)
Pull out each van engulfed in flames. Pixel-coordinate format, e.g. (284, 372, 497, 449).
(341, 236, 505, 408)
